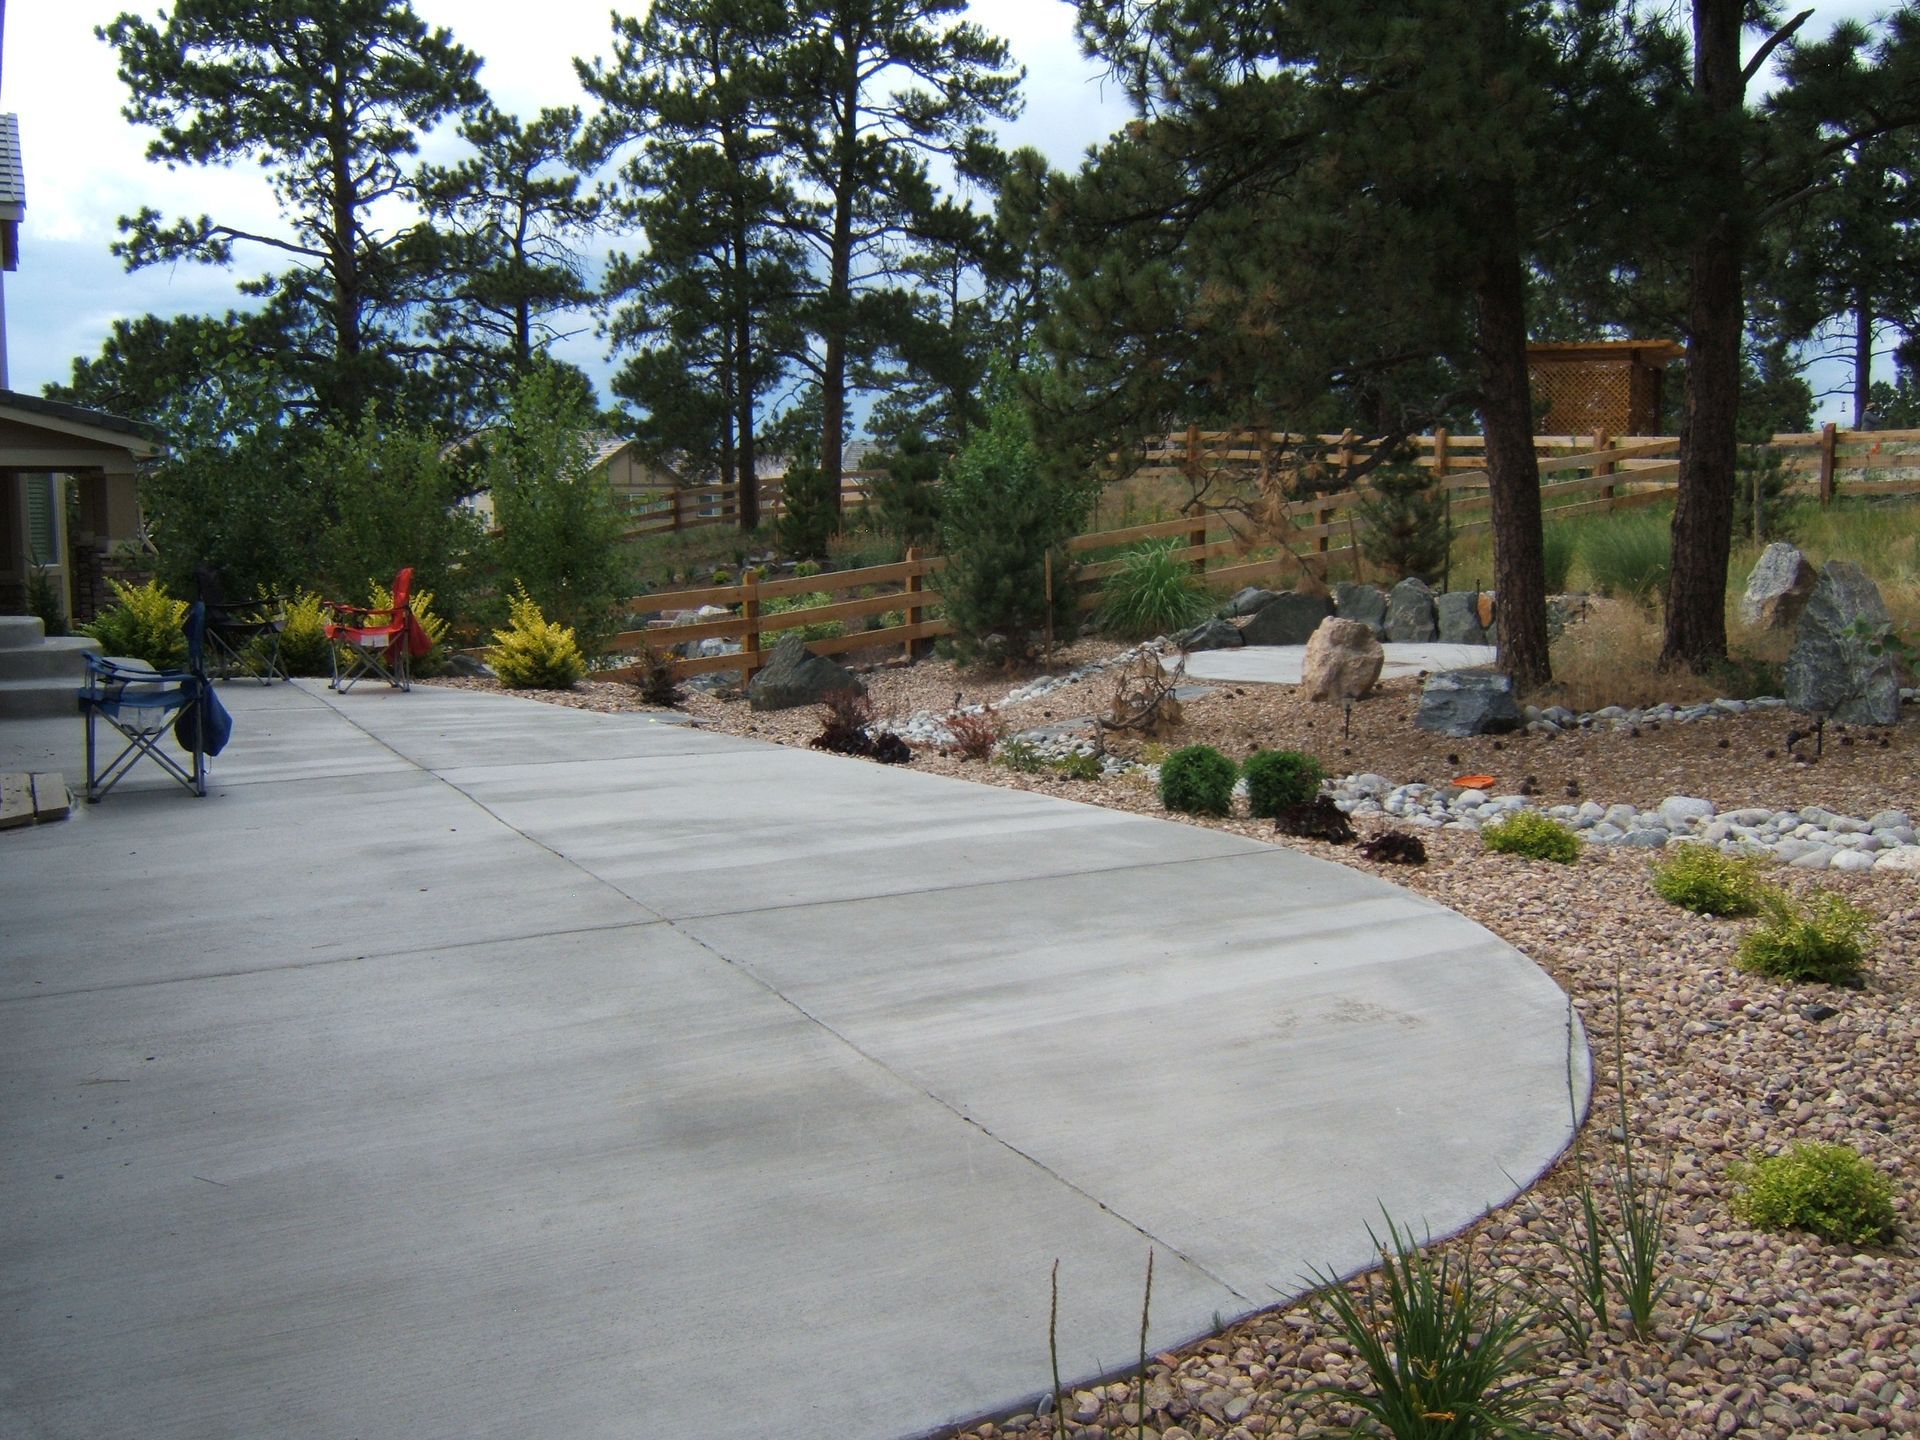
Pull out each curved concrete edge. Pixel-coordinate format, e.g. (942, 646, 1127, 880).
(1175, 642, 1499, 686)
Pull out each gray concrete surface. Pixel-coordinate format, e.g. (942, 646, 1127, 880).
(1174, 641, 1498, 685)
(2, 680, 1587, 1440)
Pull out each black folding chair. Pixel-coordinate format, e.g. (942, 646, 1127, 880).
(77, 602, 229, 801)
(195, 567, 288, 684)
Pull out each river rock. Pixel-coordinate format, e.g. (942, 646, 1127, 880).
(1384, 576, 1438, 642)
(1176, 616, 1244, 652)
(1302, 617, 1385, 701)
(1414, 667, 1522, 736)
(1783, 561, 1901, 724)
(1741, 542, 1817, 630)
(1242, 590, 1334, 646)
(747, 636, 866, 712)
(1436, 591, 1491, 645)
(1333, 581, 1389, 636)
(1227, 587, 1281, 617)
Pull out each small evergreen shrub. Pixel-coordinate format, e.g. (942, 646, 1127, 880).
(1651, 842, 1766, 917)
(1736, 887, 1871, 984)
(1356, 444, 1450, 582)
(1482, 810, 1581, 862)
(1095, 540, 1212, 639)
(489, 584, 586, 689)
(1731, 1142, 1896, 1245)
(81, 579, 189, 669)
(778, 449, 840, 560)
(1243, 749, 1325, 818)
(868, 429, 944, 551)
(1159, 744, 1237, 816)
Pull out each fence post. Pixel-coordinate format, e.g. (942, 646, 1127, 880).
(1432, 427, 1450, 481)
(903, 547, 927, 662)
(1593, 428, 1614, 511)
(739, 572, 761, 687)
(671, 488, 683, 533)
(1818, 421, 1837, 507)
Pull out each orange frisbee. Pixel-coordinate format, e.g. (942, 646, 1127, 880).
(1453, 773, 1497, 789)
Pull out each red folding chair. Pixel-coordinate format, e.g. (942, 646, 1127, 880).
(325, 567, 433, 693)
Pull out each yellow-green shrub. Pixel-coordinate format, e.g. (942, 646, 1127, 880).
(1736, 887, 1872, 984)
(1731, 1142, 1896, 1245)
(81, 579, 188, 669)
(1482, 810, 1581, 863)
(489, 584, 586, 688)
(272, 590, 332, 676)
(370, 579, 450, 677)
(1651, 842, 1766, 916)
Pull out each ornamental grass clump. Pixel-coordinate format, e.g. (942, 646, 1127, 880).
(1482, 809, 1581, 863)
(489, 584, 586, 689)
(1736, 886, 1872, 984)
(1159, 744, 1237, 816)
(1731, 1142, 1896, 1246)
(1242, 748, 1324, 818)
(1095, 540, 1213, 639)
(1650, 841, 1766, 917)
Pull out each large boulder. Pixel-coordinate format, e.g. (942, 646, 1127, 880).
(1332, 581, 1389, 637)
(1741, 542, 1817, 631)
(1414, 667, 1522, 737)
(1176, 616, 1244, 652)
(1242, 590, 1334, 646)
(1783, 561, 1901, 724)
(1383, 576, 1438, 642)
(747, 636, 866, 712)
(1301, 617, 1385, 701)
(1227, 587, 1282, 617)
(1436, 591, 1491, 645)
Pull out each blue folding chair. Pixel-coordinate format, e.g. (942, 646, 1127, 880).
(77, 602, 231, 801)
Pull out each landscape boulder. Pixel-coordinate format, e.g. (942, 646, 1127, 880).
(747, 636, 866, 712)
(1384, 576, 1439, 643)
(1436, 591, 1491, 645)
(1227, 587, 1282, 617)
(1176, 616, 1244, 652)
(1332, 581, 1389, 636)
(1414, 667, 1522, 737)
(1242, 590, 1334, 646)
(1783, 561, 1902, 724)
(1301, 617, 1385, 701)
(1740, 542, 1817, 631)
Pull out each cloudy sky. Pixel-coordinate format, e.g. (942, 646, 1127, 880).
(0, 2, 1895, 419)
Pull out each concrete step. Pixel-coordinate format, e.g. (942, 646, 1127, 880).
(0, 614, 49, 650)
(0, 634, 100, 682)
(0, 677, 86, 720)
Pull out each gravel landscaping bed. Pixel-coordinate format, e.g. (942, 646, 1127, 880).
(426, 645, 1917, 1440)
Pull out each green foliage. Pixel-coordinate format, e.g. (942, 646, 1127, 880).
(275, 591, 332, 676)
(1650, 842, 1766, 917)
(764, 591, 845, 644)
(996, 736, 1049, 774)
(484, 363, 633, 650)
(370, 579, 450, 678)
(1096, 540, 1213, 639)
(1580, 510, 1672, 604)
(939, 397, 1091, 658)
(1158, 744, 1237, 817)
(1051, 751, 1104, 781)
(868, 429, 945, 551)
(1736, 887, 1872, 984)
(1732, 446, 1794, 543)
(826, 525, 904, 572)
(778, 449, 841, 561)
(488, 584, 586, 689)
(26, 568, 67, 636)
(1243, 749, 1325, 819)
(1540, 523, 1577, 594)
(1731, 1143, 1897, 1246)
(1482, 810, 1582, 863)
(1305, 1212, 1546, 1440)
(81, 579, 189, 670)
(1356, 447, 1451, 584)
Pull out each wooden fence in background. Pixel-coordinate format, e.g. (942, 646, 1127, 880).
(618, 472, 884, 541)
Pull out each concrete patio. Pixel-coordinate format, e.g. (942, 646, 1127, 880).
(1, 679, 1588, 1440)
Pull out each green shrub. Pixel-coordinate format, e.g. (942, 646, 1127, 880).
(488, 584, 586, 689)
(27, 567, 67, 636)
(1095, 540, 1213, 639)
(81, 579, 189, 669)
(1736, 887, 1872, 984)
(1651, 842, 1766, 917)
(764, 591, 846, 645)
(1732, 444, 1794, 542)
(868, 428, 943, 551)
(1051, 751, 1103, 781)
(1356, 444, 1451, 583)
(1581, 509, 1672, 604)
(1482, 810, 1581, 862)
(1159, 744, 1237, 816)
(1242, 749, 1325, 818)
(996, 736, 1049, 774)
(275, 590, 332, 676)
(1731, 1142, 1896, 1246)
(778, 448, 840, 561)
(369, 578, 451, 678)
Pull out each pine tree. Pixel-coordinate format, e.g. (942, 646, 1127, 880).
(867, 429, 944, 550)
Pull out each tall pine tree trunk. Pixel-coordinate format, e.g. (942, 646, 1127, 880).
(819, 44, 860, 519)
(1473, 184, 1551, 689)
(1662, 0, 1744, 673)
(1853, 286, 1873, 427)
(734, 224, 759, 533)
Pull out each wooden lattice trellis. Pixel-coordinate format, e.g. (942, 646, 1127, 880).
(1527, 340, 1683, 437)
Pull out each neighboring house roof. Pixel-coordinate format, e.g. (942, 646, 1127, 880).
(2, 389, 163, 448)
(0, 114, 24, 271)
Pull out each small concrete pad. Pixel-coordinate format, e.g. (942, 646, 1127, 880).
(1177, 642, 1497, 685)
(1, 679, 1586, 1440)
